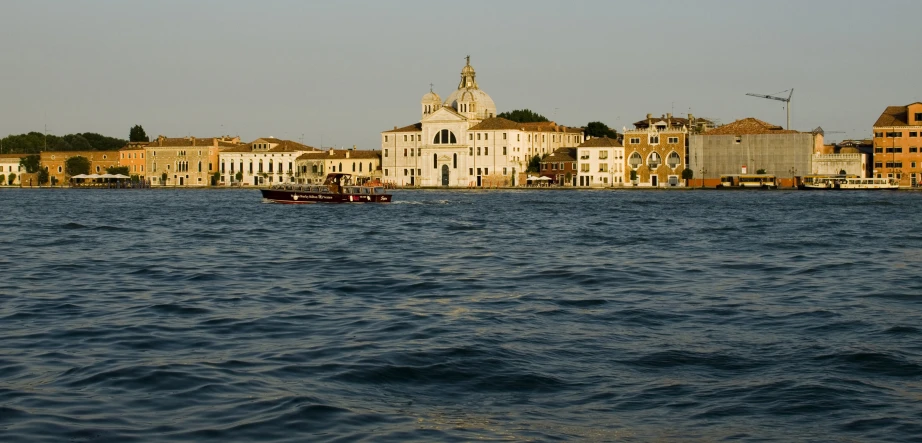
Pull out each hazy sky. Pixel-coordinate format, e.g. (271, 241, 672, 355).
(2, 0, 921, 149)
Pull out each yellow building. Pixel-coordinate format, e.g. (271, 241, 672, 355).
(118, 142, 148, 177)
(41, 151, 120, 185)
(872, 102, 922, 186)
(146, 136, 242, 186)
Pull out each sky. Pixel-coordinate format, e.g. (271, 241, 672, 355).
(2, 0, 921, 149)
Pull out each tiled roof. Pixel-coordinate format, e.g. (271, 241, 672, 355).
(297, 150, 380, 161)
(469, 117, 522, 130)
(703, 118, 800, 135)
(383, 123, 423, 133)
(519, 122, 583, 133)
(874, 106, 909, 127)
(579, 136, 623, 148)
(151, 137, 243, 148)
(0, 153, 27, 159)
(543, 148, 576, 162)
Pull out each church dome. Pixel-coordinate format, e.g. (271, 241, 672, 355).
(421, 90, 441, 104)
(444, 56, 497, 120)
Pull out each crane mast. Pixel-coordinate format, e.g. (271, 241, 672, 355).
(746, 89, 794, 130)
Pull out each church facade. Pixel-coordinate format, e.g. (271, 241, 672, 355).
(381, 57, 584, 187)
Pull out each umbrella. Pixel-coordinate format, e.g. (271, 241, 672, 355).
(536, 176, 551, 181)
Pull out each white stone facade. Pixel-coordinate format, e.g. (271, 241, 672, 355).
(381, 58, 584, 187)
(218, 138, 316, 186)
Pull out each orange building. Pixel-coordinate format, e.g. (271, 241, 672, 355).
(119, 142, 149, 177)
(41, 151, 120, 185)
(873, 102, 922, 187)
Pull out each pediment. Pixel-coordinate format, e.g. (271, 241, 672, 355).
(423, 107, 467, 123)
(438, 155, 452, 162)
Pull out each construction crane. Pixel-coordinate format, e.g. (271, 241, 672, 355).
(746, 89, 793, 130)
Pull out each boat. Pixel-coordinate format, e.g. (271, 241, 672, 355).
(716, 174, 778, 189)
(798, 175, 899, 190)
(260, 173, 392, 203)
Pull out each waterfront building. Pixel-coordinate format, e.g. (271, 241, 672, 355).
(576, 136, 624, 187)
(118, 142, 148, 177)
(381, 57, 584, 187)
(145, 136, 241, 186)
(218, 138, 317, 186)
(42, 151, 120, 185)
(0, 154, 25, 185)
(688, 118, 819, 187)
(539, 148, 577, 186)
(810, 129, 866, 178)
(623, 114, 688, 187)
(633, 114, 716, 134)
(872, 103, 922, 186)
(296, 148, 381, 184)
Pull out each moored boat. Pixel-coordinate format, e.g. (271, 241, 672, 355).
(260, 173, 392, 203)
(798, 175, 898, 190)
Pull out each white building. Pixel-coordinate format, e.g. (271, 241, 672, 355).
(296, 148, 381, 184)
(381, 57, 584, 187)
(576, 137, 624, 187)
(0, 154, 25, 185)
(219, 138, 317, 186)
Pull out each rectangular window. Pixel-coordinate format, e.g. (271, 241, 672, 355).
(385, 169, 389, 176)
(418, 148, 421, 156)
(910, 147, 918, 153)
(630, 138, 640, 144)
(911, 132, 918, 137)
(469, 168, 473, 175)
(649, 136, 660, 144)
(503, 133, 507, 140)
(484, 134, 488, 140)
(580, 164, 589, 172)
(477, 168, 482, 175)
(469, 134, 473, 140)
(502, 147, 507, 155)
(484, 147, 488, 155)
(874, 132, 883, 138)
(599, 151, 608, 159)
(385, 136, 388, 142)
(384, 149, 388, 157)
(503, 167, 507, 175)
(887, 132, 902, 137)
(916, 113, 922, 121)
(668, 137, 679, 144)
(912, 162, 917, 168)
(875, 147, 883, 153)
(404, 135, 407, 142)
(875, 162, 882, 168)
(517, 134, 520, 142)
(404, 148, 407, 156)
(477, 133, 481, 140)
(599, 164, 608, 172)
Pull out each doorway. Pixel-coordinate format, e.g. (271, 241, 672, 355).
(651, 176, 658, 187)
(441, 164, 449, 186)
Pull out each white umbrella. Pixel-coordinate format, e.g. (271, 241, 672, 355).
(71, 174, 89, 179)
(536, 176, 551, 181)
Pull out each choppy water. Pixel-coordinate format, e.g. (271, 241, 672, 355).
(1, 188, 922, 442)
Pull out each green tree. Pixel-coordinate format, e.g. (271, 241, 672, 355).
(756, 168, 767, 174)
(235, 171, 243, 185)
(682, 168, 694, 186)
(584, 121, 619, 139)
(7, 173, 15, 185)
(526, 154, 542, 173)
(129, 125, 149, 142)
(161, 172, 168, 186)
(630, 169, 638, 182)
(20, 154, 41, 173)
(0, 174, 5, 185)
(38, 167, 49, 185)
(497, 109, 549, 123)
(65, 156, 91, 177)
(106, 166, 130, 175)
(211, 171, 221, 186)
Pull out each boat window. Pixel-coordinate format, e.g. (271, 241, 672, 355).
(374, 187, 384, 194)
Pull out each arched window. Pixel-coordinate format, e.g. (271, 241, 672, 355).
(667, 151, 681, 169)
(352, 163, 356, 172)
(268, 160, 273, 173)
(368, 163, 372, 172)
(629, 152, 642, 169)
(339, 162, 343, 172)
(433, 129, 458, 144)
(648, 152, 661, 169)
(258, 160, 263, 173)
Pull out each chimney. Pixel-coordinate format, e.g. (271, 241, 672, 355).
(191, 136, 196, 146)
(329, 148, 335, 156)
(667, 113, 672, 126)
(158, 135, 164, 147)
(647, 113, 652, 126)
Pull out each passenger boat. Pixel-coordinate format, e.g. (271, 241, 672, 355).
(260, 173, 392, 204)
(798, 175, 899, 190)
(716, 174, 778, 189)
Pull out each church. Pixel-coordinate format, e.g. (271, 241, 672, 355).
(381, 57, 585, 187)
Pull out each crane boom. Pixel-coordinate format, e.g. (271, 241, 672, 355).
(746, 88, 794, 129)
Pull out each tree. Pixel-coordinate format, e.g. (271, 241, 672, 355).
(7, 173, 15, 186)
(211, 171, 221, 186)
(38, 167, 49, 185)
(20, 154, 41, 173)
(235, 171, 243, 185)
(0, 174, 4, 185)
(584, 121, 619, 139)
(161, 172, 168, 186)
(682, 168, 694, 187)
(129, 125, 149, 142)
(526, 154, 542, 173)
(50, 176, 58, 186)
(65, 156, 91, 177)
(756, 168, 767, 174)
(497, 109, 549, 123)
(106, 166, 130, 175)
(630, 169, 638, 182)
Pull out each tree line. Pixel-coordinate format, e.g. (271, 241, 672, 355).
(0, 125, 148, 154)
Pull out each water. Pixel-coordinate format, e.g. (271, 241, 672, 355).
(1, 188, 921, 442)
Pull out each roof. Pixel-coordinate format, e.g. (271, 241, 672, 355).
(383, 123, 423, 133)
(542, 148, 576, 162)
(469, 117, 522, 130)
(874, 106, 909, 127)
(0, 153, 27, 160)
(151, 137, 243, 148)
(579, 136, 623, 148)
(297, 150, 381, 161)
(703, 118, 800, 135)
(519, 122, 583, 133)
